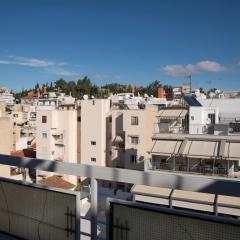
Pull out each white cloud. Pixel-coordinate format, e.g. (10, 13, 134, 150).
(0, 55, 67, 68)
(161, 60, 228, 76)
(45, 67, 78, 76)
(95, 74, 122, 81)
(0, 55, 75, 76)
(0, 60, 12, 64)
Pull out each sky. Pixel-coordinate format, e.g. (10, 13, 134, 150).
(0, 0, 240, 91)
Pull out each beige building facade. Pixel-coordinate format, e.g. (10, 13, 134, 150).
(36, 105, 77, 184)
(80, 99, 111, 167)
(0, 112, 14, 178)
(111, 105, 158, 170)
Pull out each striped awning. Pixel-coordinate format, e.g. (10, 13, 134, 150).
(151, 140, 182, 156)
(223, 142, 240, 160)
(182, 140, 219, 159)
(158, 109, 188, 119)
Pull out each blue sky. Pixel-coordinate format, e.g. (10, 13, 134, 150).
(0, 0, 240, 91)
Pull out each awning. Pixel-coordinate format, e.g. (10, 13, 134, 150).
(223, 142, 240, 160)
(151, 140, 182, 156)
(182, 140, 219, 159)
(158, 109, 188, 119)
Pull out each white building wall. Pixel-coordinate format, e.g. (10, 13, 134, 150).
(36, 108, 77, 184)
(189, 106, 219, 134)
(198, 98, 240, 122)
(80, 99, 111, 167)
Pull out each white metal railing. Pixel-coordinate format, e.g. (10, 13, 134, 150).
(0, 154, 240, 239)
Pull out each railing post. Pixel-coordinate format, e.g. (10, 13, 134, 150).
(90, 178, 98, 240)
(169, 189, 174, 208)
(214, 194, 218, 216)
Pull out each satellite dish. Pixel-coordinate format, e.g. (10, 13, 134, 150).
(83, 95, 89, 100)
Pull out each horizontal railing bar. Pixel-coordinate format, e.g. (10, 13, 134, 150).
(80, 216, 106, 225)
(80, 231, 91, 237)
(1, 154, 240, 197)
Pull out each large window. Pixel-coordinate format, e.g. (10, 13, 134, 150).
(131, 116, 139, 125)
(130, 136, 139, 144)
(42, 115, 47, 123)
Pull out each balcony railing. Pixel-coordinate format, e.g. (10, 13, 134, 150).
(0, 154, 240, 239)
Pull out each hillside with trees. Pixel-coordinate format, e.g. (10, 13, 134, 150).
(14, 77, 173, 100)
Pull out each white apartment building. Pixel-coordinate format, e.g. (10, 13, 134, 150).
(80, 99, 111, 167)
(111, 105, 158, 170)
(198, 98, 240, 123)
(36, 105, 77, 185)
(0, 87, 14, 106)
(189, 106, 219, 134)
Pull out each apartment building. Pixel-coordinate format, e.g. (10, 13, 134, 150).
(0, 111, 14, 178)
(36, 104, 77, 185)
(0, 87, 14, 106)
(80, 99, 111, 167)
(0, 102, 6, 117)
(189, 106, 219, 134)
(111, 104, 158, 170)
(149, 133, 239, 177)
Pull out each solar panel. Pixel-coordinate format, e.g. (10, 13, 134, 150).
(183, 94, 202, 106)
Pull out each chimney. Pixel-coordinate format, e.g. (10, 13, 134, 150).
(157, 87, 166, 98)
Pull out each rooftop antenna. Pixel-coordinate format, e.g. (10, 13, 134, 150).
(185, 75, 192, 93)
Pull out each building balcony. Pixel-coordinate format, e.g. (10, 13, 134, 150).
(0, 154, 239, 239)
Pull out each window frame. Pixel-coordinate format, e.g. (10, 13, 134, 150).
(130, 154, 137, 164)
(131, 116, 139, 125)
(130, 136, 139, 144)
(42, 115, 47, 123)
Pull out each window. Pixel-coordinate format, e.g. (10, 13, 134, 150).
(42, 133, 47, 139)
(208, 113, 215, 124)
(91, 141, 96, 145)
(161, 158, 167, 163)
(131, 116, 139, 125)
(91, 158, 96, 162)
(42, 115, 47, 123)
(191, 116, 194, 120)
(77, 116, 81, 122)
(13, 114, 18, 118)
(130, 136, 139, 144)
(130, 155, 137, 164)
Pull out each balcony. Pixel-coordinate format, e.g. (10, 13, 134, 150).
(0, 154, 240, 239)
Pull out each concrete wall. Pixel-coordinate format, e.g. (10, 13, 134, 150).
(80, 99, 111, 167)
(189, 106, 219, 134)
(199, 98, 240, 121)
(112, 105, 158, 170)
(0, 116, 13, 178)
(36, 108, 77, 184)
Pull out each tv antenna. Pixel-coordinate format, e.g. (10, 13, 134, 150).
(185, 75, 192, 93)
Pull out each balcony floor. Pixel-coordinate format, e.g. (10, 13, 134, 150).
(0, 233, 17, 240)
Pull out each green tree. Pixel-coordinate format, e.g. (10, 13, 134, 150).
(55, 79, 67, 93)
